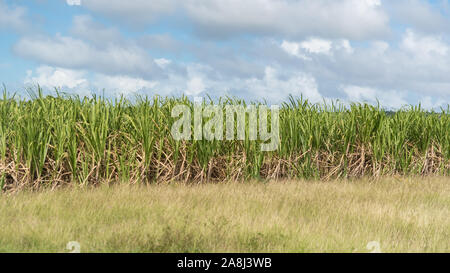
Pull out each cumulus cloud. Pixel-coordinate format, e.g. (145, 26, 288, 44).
(186, 77, 206, 96)
(154, 58, 172, 69)
(241, 67, 323, 103)
(78, 0, 389, 40)
(419, 96, 448, 110)
(81, 0, 175, 25)
(281, 41, 308, 60)
(13, 34, 163, 79)
(0, 0, 29, 32)
(13, 15, 167, 79)
(138, 34, 181, 53)
(300, 39, 333, 55)
(25, 66, 90, 96)
(387, 0, 450, 34)
(172, 64, 324, 103)
(92, 74, 157, 95)
(186, 0, 388, 39)
(18, 27, 450, 107)
(66, 0, 81, 6)
(25, 65, 159, 97)
(401, 29, 449, 58)
(281, 38, 353, 60)
(70, 15, 122, 45)
(8, 1, 450, 109)
(341, 85, 408, 109)
(277, 29, 450, 101)
(341, 84, 449, 110)
(23, 63, 326, 104)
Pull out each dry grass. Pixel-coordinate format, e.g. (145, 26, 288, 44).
(0, 177, 448, 253)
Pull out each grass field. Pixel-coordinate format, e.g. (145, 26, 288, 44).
(0, 92, 448, 253)
(0, 177, 448, 253)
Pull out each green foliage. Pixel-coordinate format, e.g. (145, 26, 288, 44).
(0, 90, 448, 190)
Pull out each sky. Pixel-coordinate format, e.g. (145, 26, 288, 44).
(1, 0, 450, 109)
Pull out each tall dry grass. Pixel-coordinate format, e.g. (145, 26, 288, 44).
(0, 178, 448, 252)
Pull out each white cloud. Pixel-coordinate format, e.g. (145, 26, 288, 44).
(81, 0, 175, 25)
(419, 96, 447, 110)
(138, 34, 181, 52)
(401, 29, 448, 58)
(341, 85, 408, 109)
(281, 38, 353, 58)
(276, 29, 450, 104)
(154, 58, 172, 68)
(342, 85, 377, 102)
(300, 38, 333, 55)
(0, 1, 29, 32)
(335, 39, 354, 54)
(93, 74, 157, 95)
(186, 77, 206, 96)
(24, 66, 158, 97)
(67, 0, 82, 6)
(244, 66, 322, 103)
(71, 15, 121, 45)
(80, 0, 389, 40)
(364, 0, 381, 7)
(25, 66, 90, 94)
(131, 63, 324, 103)
(9, 2, 450, 108)
(371, 41, 390, 54)
(13, 34, 162, 79)
(387, 0, 450, 34)
(187, 0, 389, 39)
(280, 41, 309, 60)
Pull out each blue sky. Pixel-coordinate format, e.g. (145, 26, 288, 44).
(1, 0, 450, 108)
